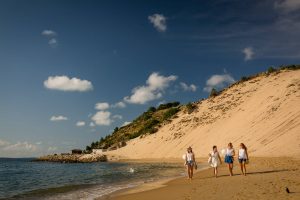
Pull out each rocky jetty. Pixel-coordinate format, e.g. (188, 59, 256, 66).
(35, 153, 108, 163)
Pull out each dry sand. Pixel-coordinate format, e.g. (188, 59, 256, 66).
(103, 157, 300, 200)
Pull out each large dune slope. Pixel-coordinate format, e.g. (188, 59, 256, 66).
(108, 70, 300, 159)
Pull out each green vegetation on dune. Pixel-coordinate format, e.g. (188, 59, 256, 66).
(86, 102, 181, 151)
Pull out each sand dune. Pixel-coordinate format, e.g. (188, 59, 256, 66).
(107, 70, 300, 159)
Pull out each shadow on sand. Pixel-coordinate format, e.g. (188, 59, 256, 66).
(200, 169, 291, 179)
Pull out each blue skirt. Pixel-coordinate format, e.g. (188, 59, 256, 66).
(225, 155, 233, 163)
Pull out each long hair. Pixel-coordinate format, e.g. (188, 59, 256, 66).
(240, 143, 247, 151)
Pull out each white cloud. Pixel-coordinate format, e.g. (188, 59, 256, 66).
(76, 121, 85, 127)
(148, 14, 167, 32)
(112, 101, 126, 108)
(274, 0, 300, 13)
(3, 141, 37, 152)
(242, 47, 254, 61)
(42, 30, 58, 47)
(41, 30, 57, 37)
(113, 114, 123, 120)
(44, 75, 93, 92)
(203, 74, 235, 92)
(48, 38, 57, 46)
(47, 146, 58, 152)
(50, 115, 68, 121)
(0, 139, 10, 147)
(124, 86, 162, 104)
(121, 121, 131, 127)
(95, 102, 110, 110)
(124, 72, 177, 104)
(91, 111, 113, 126)
(180, 82, 197, 92)
(89, 122, 95, 127)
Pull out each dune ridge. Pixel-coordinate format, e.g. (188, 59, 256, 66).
(107, 69, 300, 159)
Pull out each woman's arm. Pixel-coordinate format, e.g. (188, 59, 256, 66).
(246, 149, 249, 160)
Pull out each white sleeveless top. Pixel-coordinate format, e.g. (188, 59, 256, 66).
(238, 148, 247, 159)
(186, 152, 194, 161)
(226, 148, 234, 156)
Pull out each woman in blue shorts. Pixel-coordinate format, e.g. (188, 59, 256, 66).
(224, 142, 235, 176)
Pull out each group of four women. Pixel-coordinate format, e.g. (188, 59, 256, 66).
(184, 142, 249, 180)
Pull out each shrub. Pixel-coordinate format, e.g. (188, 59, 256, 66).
(157, 102, 180, 110)
(240, 76, 249, 82)
(86, 145, 92, 151)
(267, 66, 276, 74)
(186, 102, 196, 114)
(149, 127, 158, 134)
(113, 127, 119, 133)
(147, 106, 156, 113)
(128, 131, 142, 139)
(144, 119, 160, 130)
(141, 112, 152, 121)
(163, 107, 179, 120)
(279, 64, 300, 70)
(209, 88, 218, 97)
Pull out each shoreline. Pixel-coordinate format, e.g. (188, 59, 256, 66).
(99, 157, 300, 200)
(95, 158, 209, 200)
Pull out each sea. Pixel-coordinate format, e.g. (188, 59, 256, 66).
(0, 158, 188, 200)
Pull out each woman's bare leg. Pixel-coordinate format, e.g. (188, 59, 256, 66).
(243, 162, 247, 176)
(240, 162, 244, 175)
(229, 163, 233, 176)
(188, 165, 192, 179)
(214, 167, 218, 177)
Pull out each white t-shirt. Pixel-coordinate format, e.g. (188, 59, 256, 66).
(238, 148, 247, 159)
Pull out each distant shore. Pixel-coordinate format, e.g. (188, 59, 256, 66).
(99, 157, 300, 200)
(34, 153, 108, 163)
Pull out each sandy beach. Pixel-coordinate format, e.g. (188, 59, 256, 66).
(101, 157, 300, 200)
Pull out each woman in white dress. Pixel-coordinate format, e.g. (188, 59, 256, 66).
(238, 143, 249, 176)
(208, 145, 222, 178)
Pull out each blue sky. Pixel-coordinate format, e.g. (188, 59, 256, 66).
(0, 0, 299, 157)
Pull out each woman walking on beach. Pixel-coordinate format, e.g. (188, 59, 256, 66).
(224, 142, 235, 176)
(238, 143, 249, 176)
(208, 145, 222, 178)
(185, 147, 196, 180)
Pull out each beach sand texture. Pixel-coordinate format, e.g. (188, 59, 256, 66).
(106, 70, 300, 159)
(107, 157, 300, 200)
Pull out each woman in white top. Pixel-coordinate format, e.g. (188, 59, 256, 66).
(224, 142, 235, 176)
(238, 143, 249, 176)
(208, 145, 222, 178)
(185, 146, 196, 180)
